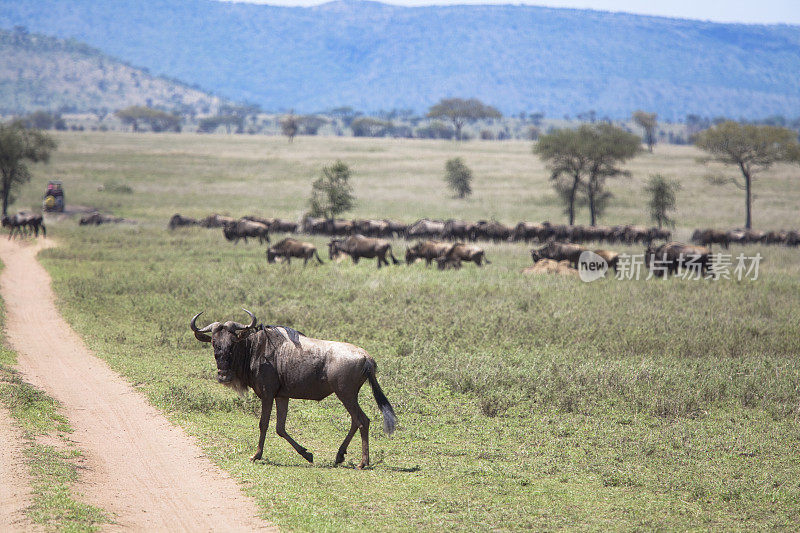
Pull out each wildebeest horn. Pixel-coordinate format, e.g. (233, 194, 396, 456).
(190, 312, 214, 342)
(229, 308, 258, 332)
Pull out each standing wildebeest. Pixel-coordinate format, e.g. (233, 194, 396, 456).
(199, 213, 236, 228)
(405, 240, 454, 266)
(442, 242, 490, 267)
(266, 238, 324, 266)
(2, 212, 46, 239)
(530, 242, 587, 269)
(168, 213, 198, 230)
(353, 219, 390, 238)
(442, 220, 475, 241)
(328, 235, 400, 268)
(645, 241, 711, 278)
(471, 220, 511, 242)
(691, 229, 730, 249)
(191, 309, 396, 468)
(406, 219, 446, 240)
(222, 219, 270, 244)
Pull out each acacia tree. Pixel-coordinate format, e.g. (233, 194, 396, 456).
(308, 160, 355, 220)
(695, 121, 800, 229)
(534, 128, 589, 225)
(582, 124, 641, 225)
(426, 98, 502, 141)
(644, 174, 681, 228)
(0, 120, 57, 216)
(444, 157, 473, 198)
(115, 106, 181, 132)
(633, 110, 658, 152)
(534, 124, 640, 225)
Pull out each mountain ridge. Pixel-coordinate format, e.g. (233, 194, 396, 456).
(1, 0, 799, 119)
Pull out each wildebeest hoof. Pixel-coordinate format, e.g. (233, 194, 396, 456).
(250, 452, 262, 462)
(335, 453, 345, 465)
(357, 461, 367, 470)
(302, 451, 314, 463)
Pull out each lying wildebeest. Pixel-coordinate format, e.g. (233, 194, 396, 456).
(405, 240, 454, 266)
(442, 242, 490, 267)
(266, 238, 323, 266)
(329, 235, 400, 268)
(592, 249, 619, 272)
(199, 213, 236, 228)
(692, 228, 729, 249)
(2, 212, 46, 239)
(191, 309, 396, 468)
(168, 213, 198, 230)
(222, 219, 270, 244)
(530, 242, 587, 269)
(645, 241, 711, 278)
(79, 211, 126, 226)
(522, 259, 579, 277)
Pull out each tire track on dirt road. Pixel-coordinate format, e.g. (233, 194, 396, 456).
(0, 239, 276, 532)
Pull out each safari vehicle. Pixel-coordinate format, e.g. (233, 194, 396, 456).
(43, 180, 64, 212)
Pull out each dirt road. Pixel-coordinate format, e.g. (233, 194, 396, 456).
(0, 239, 275, 532)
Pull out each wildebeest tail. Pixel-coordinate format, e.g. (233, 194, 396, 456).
(314, 250, 324, 264)
(364, 359, 396, 435)
(388, 248, 400, 265)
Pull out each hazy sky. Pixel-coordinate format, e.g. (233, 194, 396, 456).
(226, 0, 800, 25)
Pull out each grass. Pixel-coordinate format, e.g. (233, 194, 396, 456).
(0, 323, 109, 531)
(12, 131, 800, 530)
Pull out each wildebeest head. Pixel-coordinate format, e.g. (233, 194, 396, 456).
(191, 309, 258, 385)
(327, 239, 343, 260)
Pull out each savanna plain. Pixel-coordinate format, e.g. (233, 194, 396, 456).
(8, 132, 800, 530)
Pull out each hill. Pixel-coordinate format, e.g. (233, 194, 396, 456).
(1, 0, 799, 119)
(0, 27, 223, 115)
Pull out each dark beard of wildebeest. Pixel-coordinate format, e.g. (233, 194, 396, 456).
(191, 309, 396, 469)
(530, 241, 587, 268)
(328, 234, 400, 268)
(167, 213, 198, 230)
(266, 238, 324, 266)
(2, 213, 46, 239)
(645, 241, 711, 278)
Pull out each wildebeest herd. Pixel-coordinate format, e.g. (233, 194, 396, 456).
(165, 212, 800, 277)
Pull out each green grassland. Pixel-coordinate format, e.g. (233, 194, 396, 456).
(12, 132, 800, 530)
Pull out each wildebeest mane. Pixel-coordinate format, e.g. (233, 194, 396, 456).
(258, 323, 304, 348)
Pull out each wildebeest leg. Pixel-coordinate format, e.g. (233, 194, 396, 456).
(275, 397, 313, 463)
(251, 397, 273, 461)
(334, 393, 370, 468)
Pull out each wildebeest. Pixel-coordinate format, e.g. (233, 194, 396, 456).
(79, 211, 126, 226)
(645, 241, 711, 278)
(326, 219, 354, 236)
(592, 249, 619, 272)
(266, 238, 323, 266)
(382, 219, 408, 239)
(512, 222, 549, 243)
(353, 219, 390, 238)
(406, 219, 446, 240)
(302, 216, 328, 235)
(168, 213, 198, 230)
(222, 219, 270, 244)
(530, 242, 587, 269)
(522, 259, 579, 277)
(199, 213, 236, 228)
(2, 212, 46, 239)
(471, 220, 511, 242)
(442, 219, 475, 241)
(405, 240, 454, 266)
(692, 229, 730, 249)
(191, 309, 396, 468)
(328, 235, 400, 268)
(442, 242, 490, 267)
